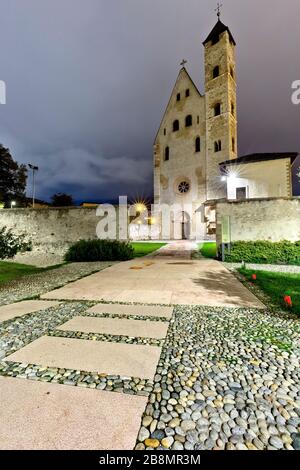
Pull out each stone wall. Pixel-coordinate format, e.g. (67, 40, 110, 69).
(216, 198, 300, 246)
(0, 207, 119, 251)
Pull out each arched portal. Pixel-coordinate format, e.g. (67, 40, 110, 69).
(173, 211, 191, 240)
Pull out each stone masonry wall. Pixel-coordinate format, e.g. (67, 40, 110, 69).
(216, 198, 300, 246)
(0, 207, 119, 251)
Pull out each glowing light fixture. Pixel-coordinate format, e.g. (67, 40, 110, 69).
(135, 203, 147, 213)
(227, 172, 237, 181)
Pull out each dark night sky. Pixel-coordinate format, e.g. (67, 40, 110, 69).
(0, 0, 299, 202)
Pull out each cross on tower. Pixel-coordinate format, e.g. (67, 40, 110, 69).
(180, 59, 187, 68)
(215, 2, 223, 19)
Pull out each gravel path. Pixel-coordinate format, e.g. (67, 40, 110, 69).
(224, 262, 300, 274)
(0, 262, 114, 306)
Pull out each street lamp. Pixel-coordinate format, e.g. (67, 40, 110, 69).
(28, 164, 39, 208)
(11, 200, 16, 209)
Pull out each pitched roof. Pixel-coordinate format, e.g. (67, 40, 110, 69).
(203, 19, 236, 46)
(219, 153, 299, 167)
(154, 67, 203, 144)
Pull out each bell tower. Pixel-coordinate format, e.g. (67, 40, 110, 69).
(204, 12, 237, 200)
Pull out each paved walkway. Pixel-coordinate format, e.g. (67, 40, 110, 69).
(2, 242, 299, 450)
(41, 244, 263, 308)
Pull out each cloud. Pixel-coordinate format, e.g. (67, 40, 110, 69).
(0, 0, 299, 200)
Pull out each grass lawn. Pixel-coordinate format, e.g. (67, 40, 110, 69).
(0, 261, 44, 284)
(239, 268, 300, 316)
(131, 242, 166, 257)
(199, 242, 217, 259)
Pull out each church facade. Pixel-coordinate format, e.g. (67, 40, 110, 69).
(152, 17, 297, 240)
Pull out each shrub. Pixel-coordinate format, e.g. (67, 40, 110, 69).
(65, 239, 134, 262)
(225, 240, 300, 265)
(0, 226, 32, 259)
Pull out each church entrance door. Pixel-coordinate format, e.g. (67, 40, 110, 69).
(181, 211, 190, 240)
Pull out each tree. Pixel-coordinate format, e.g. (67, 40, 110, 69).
(0, 144, 27, 207)
(0, 226, 32, 259)
(51, 192, 74, 207)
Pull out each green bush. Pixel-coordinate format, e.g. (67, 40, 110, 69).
(65, 239, 134, 262)
(225, 240, 300, 265)
(0, 226, 32, 259)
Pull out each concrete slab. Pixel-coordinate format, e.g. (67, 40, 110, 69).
(6, 336, 161, 380)
(59, 316, 169, 339)
(0, 300, 60, 323)
(41, 257, 264, 308)
(87, 303, 173, 319)
(0, 376, 147, 450)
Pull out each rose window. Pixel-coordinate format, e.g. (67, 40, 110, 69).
(178, 181, 190, 194)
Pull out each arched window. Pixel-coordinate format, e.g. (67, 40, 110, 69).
(176, 93, 181, 102)
(214, 103, 221, 116)
(185, 89, 190, 97)
(214, 140, 222, 152)
(213, 66, 219, 78)
(185, 115, 192, 127)
(173, 120, 179, 132)
(163, 128, 166, 135)
(164, 146, 170, 161)
(230, 67, 234, 78)
(195, 137, 201, 153)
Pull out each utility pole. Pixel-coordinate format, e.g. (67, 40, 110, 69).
(28, 164, 39, 208)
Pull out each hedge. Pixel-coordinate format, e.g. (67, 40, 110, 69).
(224, 240, 300, 265)
(64, 239, 134, 262)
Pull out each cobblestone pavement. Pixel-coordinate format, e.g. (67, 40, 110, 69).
(0, 299, 299, 450)
(0, 262, 114, 306)
(135, 305, 300, 450)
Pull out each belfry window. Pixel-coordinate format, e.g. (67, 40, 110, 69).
(173, 120, 179, 132)
(214, 103, 221, 116)
(176, 93, 181, 102)
(211, 35, 219, 45)
(213, 66, 219, 78)
(214, 140, 222, 152)
(163, 128, 166, 135)
(185, 89, 190, 97)
(185, 115, 192, 127)
(164, 146, 170, 161)
(195, 137, 201, 153)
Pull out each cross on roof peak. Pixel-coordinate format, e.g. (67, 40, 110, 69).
(180, 59, 187, 68)
(215, 2, 223, 19)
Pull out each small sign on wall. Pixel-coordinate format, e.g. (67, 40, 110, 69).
(221, 215, 231, 244)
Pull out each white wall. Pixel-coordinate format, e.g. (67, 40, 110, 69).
(226, 158, 292, 200)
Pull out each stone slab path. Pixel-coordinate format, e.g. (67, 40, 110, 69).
(0, 376, 147, 450)
(0, 301, 172, 449)
(0, 300, 60, 323)
(42, 257, 264, 309)
(59, 316, 169, 339)
(6, 335, 162, 380)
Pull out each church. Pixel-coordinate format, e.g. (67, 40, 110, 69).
(153, 13, 298, 240)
